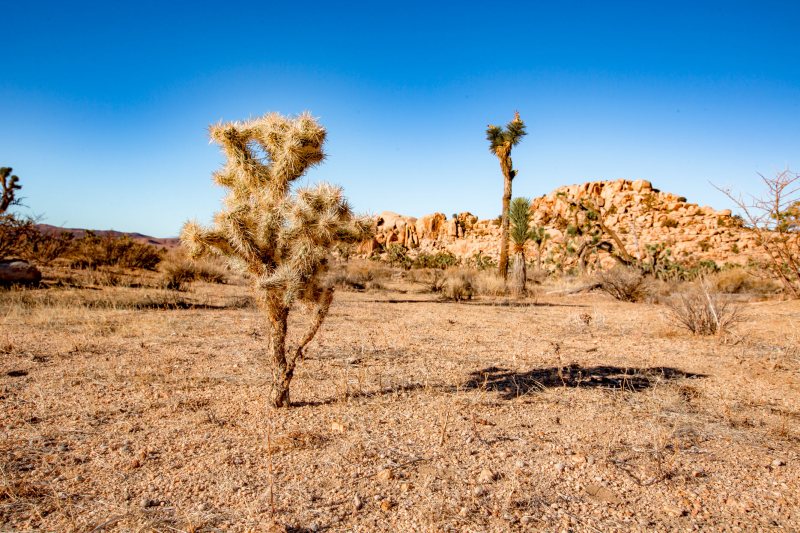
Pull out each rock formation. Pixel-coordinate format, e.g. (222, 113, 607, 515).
(364, 179, 763, 269)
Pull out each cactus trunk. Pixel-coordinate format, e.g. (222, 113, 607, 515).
(267, 303, 292, 408)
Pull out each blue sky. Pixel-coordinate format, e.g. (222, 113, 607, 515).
(2, 1, 798, 236)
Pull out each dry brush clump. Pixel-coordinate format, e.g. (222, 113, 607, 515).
(665, 282, 742, 335)
(328, 259, 390, 291)
(68, 232, 163, 270)
(159, 249, 227, 290)
(597, 265, 651, 302)
(181, 112, 372, 407)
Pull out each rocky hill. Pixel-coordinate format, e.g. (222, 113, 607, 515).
(363, 179, 761, 268)
(36, 224, 180, 249)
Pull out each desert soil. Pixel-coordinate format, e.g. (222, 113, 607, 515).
(1, 278, 799, 531)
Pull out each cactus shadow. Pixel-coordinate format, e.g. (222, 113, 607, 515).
(464, 364, 705, 399)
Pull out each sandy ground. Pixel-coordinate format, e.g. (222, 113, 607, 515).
(0, 277, 798, 531)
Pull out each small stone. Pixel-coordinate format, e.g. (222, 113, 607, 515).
(477, 468, 495, 483)
(400, 482, 412, 492)
(515, 460, 525, 469)
(353, 494, 363, 510)
(380, 498, 394, 512)
(663, 504, 685, 517)
(772, 459, 785, 468)
(331, 422, 346, 433)
(521, 515, 533, 524)
(473, 486, 487, 497)
(376, 468, 394, 481)
(140, 498, 157, 509)
(555, 462, 566, 473)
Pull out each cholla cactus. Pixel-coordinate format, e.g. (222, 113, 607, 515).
(181, 112, 372, 407)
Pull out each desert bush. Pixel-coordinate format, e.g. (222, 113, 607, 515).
(665, 283, 742, 335)
(472, 270, 509, 297)
(69, 232, 163, 270)
(716, 170, 799, 297)
(385, 244, 413, 270)
(465, 251, 496, 271)
(159, 251, 227, 290)
(597, 265, 650, 302)
(710, 267, 781, 294)
(23, 230, 74, 265)
(441, 269, 474, 301)
(413, 250, 460, 269)
(0, 215, 37, 260)
(329, 260, 389, 291)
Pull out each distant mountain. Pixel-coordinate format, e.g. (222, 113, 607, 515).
(36, 224, 180, 249)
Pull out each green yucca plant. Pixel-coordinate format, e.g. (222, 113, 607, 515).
(508, 197, 541, 296)
(486, 112, 527, 280)
(181, 112, 373, 407)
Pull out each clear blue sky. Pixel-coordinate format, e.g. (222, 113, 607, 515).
(2, 1, 798, 237)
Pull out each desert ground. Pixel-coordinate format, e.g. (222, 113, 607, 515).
(1, 269, 798, 532)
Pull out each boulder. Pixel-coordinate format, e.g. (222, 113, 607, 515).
(0, 260, 42, 286)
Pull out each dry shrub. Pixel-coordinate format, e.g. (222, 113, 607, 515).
(441, 269, 474, 301)
(69, 233, 163, 270)
(472, 270, 508, 297)
(665, 283, 742, 335)
(0, 215, 37, 260)
(329, 260, 389, 291)
(597, 265, 650, 302)
(24, 230, 74, 265)
(160, 251, 227, 290)
(710, 268, 781, 295)
(403, 268, 447, 293)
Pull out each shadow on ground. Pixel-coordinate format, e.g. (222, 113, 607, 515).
(464, 364, 705, 399)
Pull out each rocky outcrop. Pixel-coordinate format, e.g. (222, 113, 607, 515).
(364, 179, 763, 268)
(0, 260, 42, 286)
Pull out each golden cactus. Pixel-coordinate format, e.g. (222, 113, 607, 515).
(181, 112, 373, 407)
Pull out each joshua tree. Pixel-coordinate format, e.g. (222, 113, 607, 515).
(1, 167, 22, 214)
(530, 224, 549, 271)
(181, 112, 373, 407)
(509, 197, 536, 296)
(486, 112, 526, 279)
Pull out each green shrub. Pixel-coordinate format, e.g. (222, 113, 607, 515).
(413, 250, 460, 269)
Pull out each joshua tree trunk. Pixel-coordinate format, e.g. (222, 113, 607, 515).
(511, 251, 526, 297)
(498, 146, 513, 279)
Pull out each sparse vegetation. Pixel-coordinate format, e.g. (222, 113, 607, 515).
(597, 265, 650, 302)
(68, 232, 163, 270)
(665, 282, 742, 335)
(716, 169, 800, 297)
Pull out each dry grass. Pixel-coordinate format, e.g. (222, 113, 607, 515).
(0, 268, 798, 531)
(665, 283, 743, 335)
